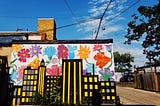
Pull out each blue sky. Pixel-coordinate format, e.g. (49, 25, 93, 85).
(0, 0, 159, 67)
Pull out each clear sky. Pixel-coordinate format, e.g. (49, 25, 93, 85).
(0, 0, 159, 67)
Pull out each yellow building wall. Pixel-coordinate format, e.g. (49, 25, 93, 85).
(0, 47, 12, 64)
(38, 18, 56, 40)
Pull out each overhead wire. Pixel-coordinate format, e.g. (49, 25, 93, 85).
(102, 0, 141, 27)
(94, 0, 112, 40)
(40, 0, 141, 33)
(0, 0, 141, 34)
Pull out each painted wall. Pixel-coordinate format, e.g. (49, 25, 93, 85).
(9, 42, 115, 85)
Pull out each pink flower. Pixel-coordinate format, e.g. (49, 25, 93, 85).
(17, 65, 26, 79)
(18, 48, 30, 62)
(57, 45, 68, 59)
(46, 65, 62, 76)
(93, 44, 103, 51)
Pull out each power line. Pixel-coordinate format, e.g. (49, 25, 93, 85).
(95, 0, 112, 40)
(63, 0, 78, 21)
(63, 0, 82, 28)
(38, 0, 141, 33)
(38, 16, 100, 32)
(102, 0, 141, 27)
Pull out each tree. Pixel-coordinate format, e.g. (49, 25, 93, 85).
(113, 51, 134, 72)
(125, 1, 160, 64)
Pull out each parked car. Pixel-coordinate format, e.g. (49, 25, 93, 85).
(120, 69, 134, 82)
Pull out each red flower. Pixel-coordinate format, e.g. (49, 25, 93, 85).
(94, 52, 111, 69)
(93, 44, 103, 51)
(57, 45, 68, 59)
(18, 48, 30, 62)
(46, 65, 62, 76)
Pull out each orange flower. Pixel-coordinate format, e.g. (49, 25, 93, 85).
(12, 44, 22, 52)
(77, 45, 90, 59)
(94, 52, 111, 69)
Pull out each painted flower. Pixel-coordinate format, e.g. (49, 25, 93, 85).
(93, 44, 103, 51)
(99, 68, 114, 81)
(17, 65, 26, 80)
(30, 45, 42, 57)
(105, 44, 112, 52)
(12, 44, 22, 52)
(44, 46, 56, 60)
(28, 57, 39, 69)
(77, 45, 90, 59)
(67, 45, 77, 59)
(86, 63, 93, 74)
(94, 52, 111, 69)
(46, 65, 62, 76)
(51, 57, 58, 64)
(57, 45, 68, 59)
(18, 48, 30, 62)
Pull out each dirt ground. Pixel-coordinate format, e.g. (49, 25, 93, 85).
(116, 86, 160, 106)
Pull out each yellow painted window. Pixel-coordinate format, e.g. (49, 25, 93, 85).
(84, 92, 88, 97)
(24, 70, 28, 74)
(102, 96, 105, 100)
(35, 70, 38, 74)
(89, 77, 92, 82)
(106, 82, 109, 86)
(12, 98, 16, 105)
(107, 96, 110, 100)
(30, 92, 33, 96)
(47, 84, 49, 87)
(101, 82, 105, 86)
(84, 77, 87, 82)
(102, 89, 105, 93)
(23, 81, 26, 85)
(112, 96, 115, 100)
(21, 98, 25, 102)
(47, 80, 50, 83)
(94, 77, 97, 82)
(95, 85, 98, 89)
(31, 75, 34, 79)
(84, 84, 88, 89)
(34, 81, 37, 85)
(31, 81, 33, 85)
(28, 75, 30, 79)
(111, 89, 115, 93)
(18, 88, 21, 96)
(34, 86, 36, 91)
(90, 92, 92, 96)
(22, 92, 26, 96)
(26, 98, 29, 102)
(89, 85, 93, 89)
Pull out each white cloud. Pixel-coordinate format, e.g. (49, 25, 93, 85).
(77, 0, 147, 66)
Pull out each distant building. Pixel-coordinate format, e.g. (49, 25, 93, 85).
(0, 18, 56, 64)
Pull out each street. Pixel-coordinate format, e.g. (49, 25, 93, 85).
(116, 86, 160, 106)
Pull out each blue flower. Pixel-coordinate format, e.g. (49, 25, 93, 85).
(67, 45, 77, 59)
(44, 46, 56, 60)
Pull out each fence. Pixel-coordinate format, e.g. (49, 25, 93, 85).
(134, 71, 160, 92)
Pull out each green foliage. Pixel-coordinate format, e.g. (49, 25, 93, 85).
(125, 1, 160, 63)
(32, 82, 61, 105)
(113, 52, 134, 72)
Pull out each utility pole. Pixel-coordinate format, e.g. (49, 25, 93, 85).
(95, 0, 112, 40)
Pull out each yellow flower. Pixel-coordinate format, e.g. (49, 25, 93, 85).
(77, 45, 90, 59)
(12, 44, 22, 52)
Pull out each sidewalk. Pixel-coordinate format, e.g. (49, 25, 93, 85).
(116, 86, 160, 106)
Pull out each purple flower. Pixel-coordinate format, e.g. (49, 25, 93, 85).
(30, 45, 42, 57)
(105, 44, 112, 52)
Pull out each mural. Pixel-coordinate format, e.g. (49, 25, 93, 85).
(9, 43, 115, 85)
